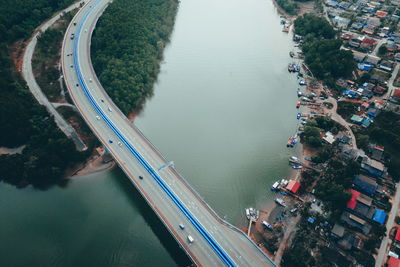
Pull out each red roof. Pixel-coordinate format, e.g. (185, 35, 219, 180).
(347, 189, 361, 210)
(362, 38, 377, 45)
(396, 226, 400, 242)
(388, 256, 400, 267)
(393, 89, 400, 98)
(376, 11, 388, 18)
(286, 180, 300, 194)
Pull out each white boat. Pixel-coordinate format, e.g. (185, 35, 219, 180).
(271, 181, 280, 191)
(262, 221, 273, 230)
(280, 179, 289, 187)
(275, 198, 287, 207)
(245, 207, 259, 221)
(292, 165, 303, 169)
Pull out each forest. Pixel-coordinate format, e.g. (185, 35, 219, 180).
(91, 0, 179, 115)
(0, 0, 85, 188)
(294, 14, 356, 84)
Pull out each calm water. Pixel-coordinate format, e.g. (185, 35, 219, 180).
(0, 0, 300, 266)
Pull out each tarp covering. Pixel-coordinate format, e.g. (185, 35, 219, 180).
(373, 209, 387, 225)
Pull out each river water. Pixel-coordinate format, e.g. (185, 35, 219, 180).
(0, 0, 300, 266)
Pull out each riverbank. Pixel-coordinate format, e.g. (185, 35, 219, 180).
(67, 151, 116, 178)
(272, 0, 316, 20)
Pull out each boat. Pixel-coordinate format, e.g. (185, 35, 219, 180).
(271, 181, 280, 191)
(299, 80, 307, 86)
(287, 136, 294, 147)
(262, 221, 273, 230)
(291, 135, 298, 147)
(297, 113, 301, 120)
(245, 207, 259, 221)
(289, 51, 295, 57)
(297, 91, 302, 97)
(282, 26, 289, 33)
(287, 134, 298, 147)
(296, 101, 301, 108)
(280, 179, 289, 187)
(289, 156, 301, 164)
(275, 198, 287, 207)
(293, 165, 303, 169)
(288, 63, 300, 73)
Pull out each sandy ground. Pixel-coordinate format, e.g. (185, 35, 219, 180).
(66, 147, 116, 178)
(272, 0, 316, 21)
(0, 145, 26, 155)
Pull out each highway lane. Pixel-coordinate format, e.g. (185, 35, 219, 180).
(62, 0, 276, 266)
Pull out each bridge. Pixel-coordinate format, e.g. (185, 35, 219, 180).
(61, 0, 277, 266)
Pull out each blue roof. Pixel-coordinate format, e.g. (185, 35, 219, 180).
(373, 209, 387, 224)
(362, 118, 372, 127)
(308, 217, 315, 224)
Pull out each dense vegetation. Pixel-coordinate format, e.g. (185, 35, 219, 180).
(276, 0, 299, 15)
(294, 14, 356, 84)
(33, 12, 75, 102)
(0, 0, 86, 188)
(300, 116, 342, 147)
(337, 101, 360, 120)
(355, 111, 400, 179)
(91, 0, 179, 115)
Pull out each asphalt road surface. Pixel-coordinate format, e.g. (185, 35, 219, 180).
(61, 0, 276, 266)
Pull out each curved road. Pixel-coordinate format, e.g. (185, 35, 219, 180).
(61, 0, 276, 266)
(22, 1, 87, 151)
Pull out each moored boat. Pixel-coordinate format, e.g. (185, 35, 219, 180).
(271, 181, 280, 191)
(245, 207, 259, 221)
(287, 136, 294, 147)
(262, 221, 273, 230)
(275, 198, 287, 207)
(293, 165, 303, 169)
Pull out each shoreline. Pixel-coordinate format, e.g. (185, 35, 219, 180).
(66, 147, 116, 178)
(244, 2, 321, 261)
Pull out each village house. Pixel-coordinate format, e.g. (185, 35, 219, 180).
(361, 157, 386, 177)
(341, 211, 372, 234)
(353, 174, 378, 196)
(375, 10, 388, 18)
(379, 60, 395, 72)
(360, 37, 377, 51)
(371, 145, 385, 161)
(322, 131, 335, 144)
(364, 55, 381, 66)
(333, 16, 350, 29)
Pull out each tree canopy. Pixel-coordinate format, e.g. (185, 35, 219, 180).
(91, 0, 179, 115)
(294, 14, 355, 82)
(0, 0, 86, 188)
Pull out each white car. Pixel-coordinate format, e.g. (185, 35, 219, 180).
(117, 142, 122, 147)
(108, 107, 112, 112)
(89, 78, 92, 83)
(96, 116, 100, 120)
